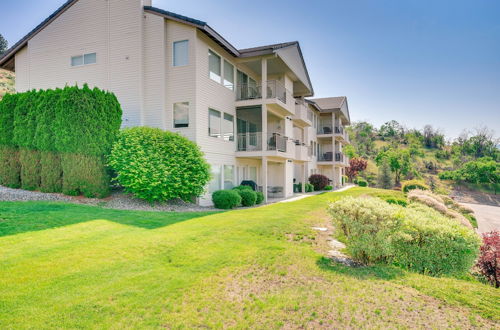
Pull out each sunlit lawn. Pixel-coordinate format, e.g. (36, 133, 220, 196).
(0, 188, 498, 328)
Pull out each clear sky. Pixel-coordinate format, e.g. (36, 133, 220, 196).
(1, 0, 499, 139)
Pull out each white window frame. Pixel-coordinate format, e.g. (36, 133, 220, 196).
(71, 52, 97, 67)
(209, 108, 222, 138)
(173, 102, 189, 128)
(208, 49, 222, 83)
(173, 40, 189, 67)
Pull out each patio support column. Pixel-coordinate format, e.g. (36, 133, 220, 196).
(262, 156, 268, 203)
(261, 59, 268, 152)
(262, 105, 268, 151)
(302, 163, 306, 193)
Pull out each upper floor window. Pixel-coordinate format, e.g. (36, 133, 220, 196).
(208, 50, 221, 82)
(71, 53, 96, 67)
(223, 113, 234, 141)
(209, 108, 221, 138)
(173, 40, 189, 67)
(173, 102, 189, 128)
(223, 60, 234, 90)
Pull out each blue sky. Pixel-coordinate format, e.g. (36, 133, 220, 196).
(1, 0, 499, 139)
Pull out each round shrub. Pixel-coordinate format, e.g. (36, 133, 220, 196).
(212, 190, 241, 209)
(233, 185, 253, 192)
(357, 178, 368, 187)
(305, 183, 314, 193)
(256, 191, 265, 205)
(324, 185, 333, 191)
(109, 127, 211, 203)
(309, 174, 329, 191)
(402, 179, 429, 193)
(384, 197, 407, 207)
(239, 189, 257, 207)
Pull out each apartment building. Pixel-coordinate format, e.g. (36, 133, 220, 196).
(0, 0, 351, 204)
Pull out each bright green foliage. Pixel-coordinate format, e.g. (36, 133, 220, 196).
(375, 148, 412, 185)
(384, 197, 408, 207)
(233, 185, 253, 192)
(54, 85, 122, 156)
(39, 151, 62, 193)
(329, 196, 480, 275)
(392, 203, 481, 275)
(109, 127, 210, 203)
(401, 179, 430, 193)
(324, 185, 333, 191)
(239, 189, 257, 207)
(256, 191, 264, 204)
(212, 189, 241, 209)
(439, 158, 499, 191)
(305, 183, 314, 192)
(61, 154, 110, 198)
(357, 178, 367, 187)
(19, 149, 41, 191)
(0, 146, 20, 188)
(13, 91, 39, 149)
(377, 158, 393, 189)
(0, 93, 18, 147)
(35, 89, 61, 152)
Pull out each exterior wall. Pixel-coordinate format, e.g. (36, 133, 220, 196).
(14, 47, 29, 92)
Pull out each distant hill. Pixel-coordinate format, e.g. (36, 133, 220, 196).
(0, 68, 15, 100)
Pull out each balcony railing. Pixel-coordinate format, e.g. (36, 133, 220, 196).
(236, 132, 288, 153)
(317, 125, 333, 135)
(318, 152, 344, 162)
(334, 126, 344, 134)
(236, 80, 291, 104)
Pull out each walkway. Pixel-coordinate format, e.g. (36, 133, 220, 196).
(461, 203, 500, 234)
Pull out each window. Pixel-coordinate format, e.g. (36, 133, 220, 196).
(223, 113, 234, 141)
(208, 50, 221, 82)
(173, 40, 189, 66)
(223, 60, 234, 90)
(209, 108, 221, 138)
(173, 102, 189, 128)
(249, 166, 257, 182)
(209, 165, 222, 193)
(224, 165, 235, 189)
(71, 53, 96, 67)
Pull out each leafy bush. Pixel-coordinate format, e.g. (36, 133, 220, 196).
(19, 149, 41, 191)
(309, 174, 329, 191)
(39, 151, 62, 193)
(256, 191, 265, 205)
(233, 185, 253, 192)
(401, 179, 429, 193)
(342, 175, 348, 185)
(212, 190, 241, 209)
(109, 127, 210, 203)
(357, 178, 367, 187)
(324, 185, 333, 191)
(239, 189, 257, 207)
(385, 197, 407, 207)
(476, 231, 500, 288)
(328, 196, 480, 275)
(0, 94, 20, 187)
(305, 183, 314, 193)
(61, 154, 110, 198)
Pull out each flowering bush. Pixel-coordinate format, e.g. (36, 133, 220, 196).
(476, 231, 500, 288)
(309, 174, 329, 191)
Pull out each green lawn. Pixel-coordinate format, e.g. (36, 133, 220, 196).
(0, 188, 498, 328)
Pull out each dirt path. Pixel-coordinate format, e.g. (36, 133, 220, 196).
(461, 203, 500, 234)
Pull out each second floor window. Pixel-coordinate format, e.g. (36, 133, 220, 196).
(223, 113, 234, 141)
(173, 102, 189, 128)
(208, 50, 221, 83)
(173, 40, 189, 66)
(223, 60, 234, 90)
(71, 53, 96, 67)
(209, 108, 221, 138)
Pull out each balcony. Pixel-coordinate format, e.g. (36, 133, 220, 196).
(236, 132, 288, 154)
(294, 143, 309, 162)
(317, 152, 348, 166)
(236, 80, 293, 115)
(334, 126, 349, 142)
(317, 125, 333, 136)
(294, 99, 312, 127)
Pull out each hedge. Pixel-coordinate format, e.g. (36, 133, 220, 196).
(0, 86, 122, 197)
(401, 179, 429, 193)
(212, 190, 241, 209)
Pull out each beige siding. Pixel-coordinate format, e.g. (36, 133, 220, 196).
(14, 47, 29, 92)
(142, 13, 166, 128)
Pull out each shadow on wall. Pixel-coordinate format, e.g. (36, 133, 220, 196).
(0, 201, 219, 237)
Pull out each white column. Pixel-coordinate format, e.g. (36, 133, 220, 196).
(262, 156, 268, 203)
(261, 59, 268, 151)
(261, 58, 268, 100)
(302, 163, 306, 193)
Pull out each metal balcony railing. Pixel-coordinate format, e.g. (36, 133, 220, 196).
(318, 152, 344, 162)
(237, 132, 288, 153)
(267, 132, 287, 152)
(317, 125, 333, 135)
(236, 80, 291, 104)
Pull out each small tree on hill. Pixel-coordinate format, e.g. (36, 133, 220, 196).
(346, 157, 368, 181)
(375, 148, 411, 185)
(0, 34, 8, 55)
(377, 159, 393, 189)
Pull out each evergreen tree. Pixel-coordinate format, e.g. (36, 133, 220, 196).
(0, 33, 7, 55)
(378, 159, 393, 189)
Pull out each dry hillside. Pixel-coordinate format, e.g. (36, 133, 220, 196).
(0, 68, 15, 100)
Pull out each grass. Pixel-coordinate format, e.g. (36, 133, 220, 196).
(0, 187, 498, 328)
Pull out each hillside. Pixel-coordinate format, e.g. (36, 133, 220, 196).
(0, 68, 15, 100)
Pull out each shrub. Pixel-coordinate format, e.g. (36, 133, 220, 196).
(476, 231, 500, 288)
(61, 154, 110, 198)
(0, 94, 21, 188)
(324, 185, 333, 191)
(309, 174, 329, 191)
(212, 190, 241, 209)
(19, 149, 41, 191)
(39, 151, 62, 193)
(305, 183, 314, 193)
(385, 197, 407, 207)
(401, 179, 429, 193)
(109, 127, 211, 203)
(357, 178, 367, 187)
(239, 189, 257, 207)
(377, 159, 393, 189)
(233, 185, 253, 192)
(328, 196, 480, 275)
(256, 191, 265, 205)
(342, 175, 348, 185)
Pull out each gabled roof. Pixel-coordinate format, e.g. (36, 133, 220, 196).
(0, 2, 314, 95)
(310, 97, 351, 123)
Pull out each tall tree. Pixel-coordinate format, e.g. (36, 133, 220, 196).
(0, 33, 8, 56)
(375, 148, 411, 185)
(377, 158, 393, 189)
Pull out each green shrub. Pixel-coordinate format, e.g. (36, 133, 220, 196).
(401, 179, 429, 193)
(357, 178, 367, 187)
(61, 154, 110, 198)
(385, 197, 407, 207)
(256, 191, 265, 205)
(328, 197, 480, 275)
(239, 189, 257, 207)
(19, 149, 41, 191)
(39, 151, 62, 193)
(233, 185, 253, 192)
(324, 185, 333, 191)
(305, 183, 314, 193)
(0, 146, 20, 188)
(212, 190, 241, 209)
(109, 127, 211, 203)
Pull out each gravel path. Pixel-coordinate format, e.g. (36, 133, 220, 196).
(0, 185, 215, 213)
